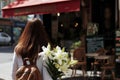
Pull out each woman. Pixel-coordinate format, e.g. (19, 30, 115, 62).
(12, 18, 52, 80)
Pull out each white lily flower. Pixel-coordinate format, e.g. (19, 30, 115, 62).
(42, 43, 78, 79)
(69, 59, 78, 65)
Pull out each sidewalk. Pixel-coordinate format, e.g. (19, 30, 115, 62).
(0, 52, 13, 80)
(0, 62, 12, 80)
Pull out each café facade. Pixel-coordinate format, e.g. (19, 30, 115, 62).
(2, 0, 119, 79)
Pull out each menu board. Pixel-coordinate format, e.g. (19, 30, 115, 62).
(86, 36, 104, 53)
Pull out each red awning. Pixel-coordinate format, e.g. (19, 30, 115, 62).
(2, 0, 80, 17)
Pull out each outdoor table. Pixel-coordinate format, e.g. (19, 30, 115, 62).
(94, 55, 110, 65)
(86, 53, 99, 58)
(94, 56, 110, 60)
(86, 53, 99, 73)
(62, 76, 86, 80)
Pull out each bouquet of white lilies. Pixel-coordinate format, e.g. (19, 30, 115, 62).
(42, 43, 78, 80)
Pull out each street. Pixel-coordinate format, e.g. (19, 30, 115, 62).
(0, 46, 14, 80)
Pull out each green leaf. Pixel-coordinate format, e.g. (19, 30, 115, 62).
(45, 57, 63, 80)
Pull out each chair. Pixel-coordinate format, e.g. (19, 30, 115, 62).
(71, 48, 86, 77)
(90, 48, 107, 75)
(101, 55, 115, 80)
(96, 48, 107, 55)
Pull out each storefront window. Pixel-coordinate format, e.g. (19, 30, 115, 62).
(13, 27, 22, 41)
(57, 11, 84, 51)
(0, 26, 11, 35)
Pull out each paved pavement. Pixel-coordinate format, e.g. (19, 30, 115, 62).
(0, 60, 12, 80)
(0, 53, 13, 80)
(0, 46, 14, 80)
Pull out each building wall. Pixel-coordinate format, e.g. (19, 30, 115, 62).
(0, 0, 15, 18)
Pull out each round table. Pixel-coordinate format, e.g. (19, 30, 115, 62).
(86, 53, 99, 58)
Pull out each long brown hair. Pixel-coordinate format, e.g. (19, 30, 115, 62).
(15, 18, 50, 58)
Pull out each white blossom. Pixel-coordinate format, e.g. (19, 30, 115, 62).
(42, 43, 78, 75)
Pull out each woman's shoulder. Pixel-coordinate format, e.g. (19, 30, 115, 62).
(13, 50, 20, 57)
(38, 52, 44, 58)
(37, 52, 45, 64)
(13, 50, 23, 66)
